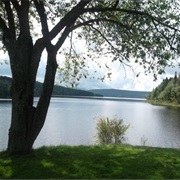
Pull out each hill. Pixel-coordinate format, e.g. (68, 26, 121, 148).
(0, 76, 150, 99)
(0, 76, 101, 98)
(147, 72, 180, 105)
(89, 89, 149, 99)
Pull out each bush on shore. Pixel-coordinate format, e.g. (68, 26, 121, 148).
(96, 117, 130, 144)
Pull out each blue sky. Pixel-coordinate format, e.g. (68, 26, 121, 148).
(1, 51, 179, 92)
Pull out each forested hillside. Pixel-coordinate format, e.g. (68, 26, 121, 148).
(89, 89, 149, 99)
(0, 76, 101, 98)
(147, 73, 180, 104)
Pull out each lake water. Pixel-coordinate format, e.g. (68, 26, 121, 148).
(0, 97, 180, 151)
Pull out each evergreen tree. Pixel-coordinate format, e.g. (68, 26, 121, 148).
(148, 73, 180, 104)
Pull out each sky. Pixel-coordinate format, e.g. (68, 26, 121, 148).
(0, 50, 179, 92)
(74, 65, 180, 91)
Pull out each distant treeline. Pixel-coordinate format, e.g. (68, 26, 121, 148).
(147, 72, 180, 104)
(89, 89, 149, 99)
(0, 76, 101, 98)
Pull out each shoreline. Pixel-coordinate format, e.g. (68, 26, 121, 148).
(147, 100, 180, 108)
(52, 95, 147, 102)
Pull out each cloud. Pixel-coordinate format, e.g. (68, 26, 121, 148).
(0, 52, 11, 77)
(1, 49, 179, 92)
(74, 59, 179, 91)
(165, 66, 180, 77)
(76, 70, 162, 91)
(0, 63, 11, 77)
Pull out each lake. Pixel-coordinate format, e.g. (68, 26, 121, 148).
(0, 97, 180, 151)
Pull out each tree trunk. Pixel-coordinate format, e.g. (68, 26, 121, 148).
(7, 92, 36, 153)
(6, 34, 33, 153)
(6, 34, 57, 154)
(30, 46, 58, 150)
(1, 0, 91, 154)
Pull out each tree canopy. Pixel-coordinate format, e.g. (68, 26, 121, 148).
(0, 0, 180, 84)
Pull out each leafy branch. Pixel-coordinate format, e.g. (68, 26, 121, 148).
(83, 7, 180, 32)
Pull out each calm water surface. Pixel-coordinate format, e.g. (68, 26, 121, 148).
(0, 97, 180, 151)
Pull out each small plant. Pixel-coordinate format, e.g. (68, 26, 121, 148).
(96, 117, 130, 144)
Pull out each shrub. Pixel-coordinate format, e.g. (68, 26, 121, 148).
(96, 117, 130, 144)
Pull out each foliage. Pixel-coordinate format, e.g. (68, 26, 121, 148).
(0, 145, 180, 179)
(148, 72, 180, 104)
(0, 0, 179, 84)
(58, 0, 180, 84)
(96, 117, 130, 144)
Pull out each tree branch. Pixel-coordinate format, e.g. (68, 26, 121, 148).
(10, 0, 30, 36)
(54, 25, 72, 52)
(89, 25, 130, 64)
(33, 0, 50, 45)
(152, 20, 177, 51)
(0, 16, 9, 34)
(10, 0, 20, 12)
(49, 0, 92, 41)
(113, 0, 119, 8)
(0, 14, 10, 44)
(4, 1, 16, 39)
(84, 7, 150, 15)
(71, 18, 132, 33)
(84, 7, 180, 32)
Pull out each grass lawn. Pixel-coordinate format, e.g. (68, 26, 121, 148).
(0, 145, 180, 179)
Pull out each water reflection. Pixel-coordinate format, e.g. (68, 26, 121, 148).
(0, 101, 11, 151)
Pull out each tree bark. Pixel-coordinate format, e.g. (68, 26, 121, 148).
(31, 46, 58, 149)
(7, 33, 35, 153)
(7, 36, 57, 154)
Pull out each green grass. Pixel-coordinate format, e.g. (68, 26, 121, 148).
(0, 145, 180, 179)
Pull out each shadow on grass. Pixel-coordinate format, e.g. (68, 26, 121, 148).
(0, 145, 180, 179)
